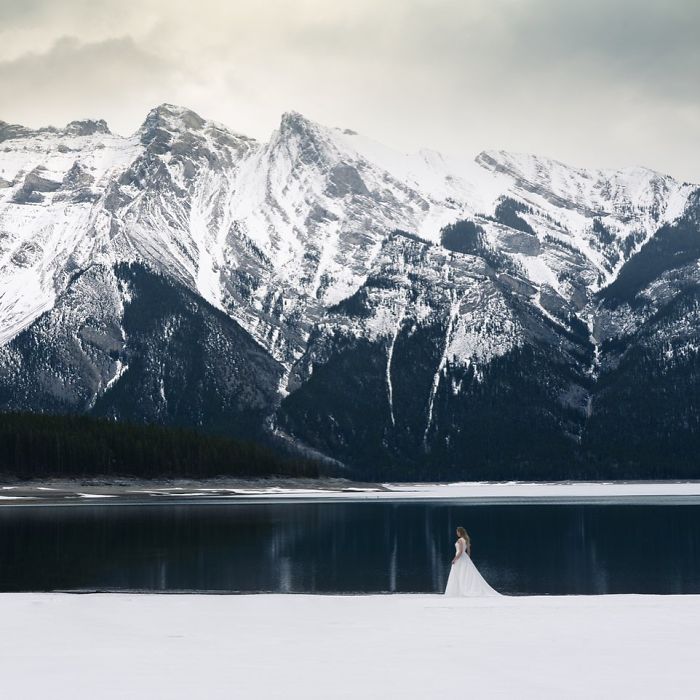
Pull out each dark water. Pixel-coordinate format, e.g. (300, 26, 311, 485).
(1, 500, 699, 594)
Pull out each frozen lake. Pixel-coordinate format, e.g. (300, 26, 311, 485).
(1, 498, 700, 594)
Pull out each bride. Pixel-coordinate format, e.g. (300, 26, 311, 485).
(445, 526, 499, 597)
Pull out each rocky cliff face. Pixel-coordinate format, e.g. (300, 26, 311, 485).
(0, 104, 698, 477)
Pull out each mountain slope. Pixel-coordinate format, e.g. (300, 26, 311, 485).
(0, 105, 698, 478)
(0, 262, 283, 438)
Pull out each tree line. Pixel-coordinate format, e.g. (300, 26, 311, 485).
(0, 411, 326, 480)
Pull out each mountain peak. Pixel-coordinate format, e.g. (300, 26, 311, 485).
(1, 117, 110, 143)
(279, 111, 325, 137)
(272, 111, 343, 167)
(141, 104, 206, 133)
(0, 119, 56, 142)
(63, 119, 111, 137)
(0, 120, 25, 142)
(137, 103, 208, 150)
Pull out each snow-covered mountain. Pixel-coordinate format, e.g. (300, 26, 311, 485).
(1, 104, 698, 477)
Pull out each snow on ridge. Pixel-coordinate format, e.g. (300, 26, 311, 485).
(0, 102, 694, 367)
(0, 125, 144, 345)
(446, 293, 522, 370)
(476, 148, 693, 224)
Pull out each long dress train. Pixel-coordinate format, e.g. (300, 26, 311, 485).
(444, 538, 499, 597)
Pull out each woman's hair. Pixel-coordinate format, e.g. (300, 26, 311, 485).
(456, 527, 471, 556)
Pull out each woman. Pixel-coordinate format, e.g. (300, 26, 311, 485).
(444, 526, 499, 597)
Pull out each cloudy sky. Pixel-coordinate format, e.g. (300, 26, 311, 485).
(1, 0, 698, 181)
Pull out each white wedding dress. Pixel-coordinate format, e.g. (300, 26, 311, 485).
(444, 538, 499, 597)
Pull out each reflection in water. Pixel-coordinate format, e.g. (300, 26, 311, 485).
(1, 501, 700, 594)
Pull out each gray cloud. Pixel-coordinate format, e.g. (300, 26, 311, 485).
(0, 0, 48, 23)
(0, 0, 698, 182)
(0, 36, 180, 132)
(494, 0, 700, 103)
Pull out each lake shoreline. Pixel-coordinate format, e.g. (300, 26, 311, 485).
(3, 477, 700, 506)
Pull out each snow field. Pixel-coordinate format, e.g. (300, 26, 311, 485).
(1, 593, 698, 699)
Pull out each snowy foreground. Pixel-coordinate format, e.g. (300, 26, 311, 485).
(2, 593, 699, 699)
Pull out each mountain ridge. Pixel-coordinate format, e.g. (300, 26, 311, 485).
(0, 103, 698, 478)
